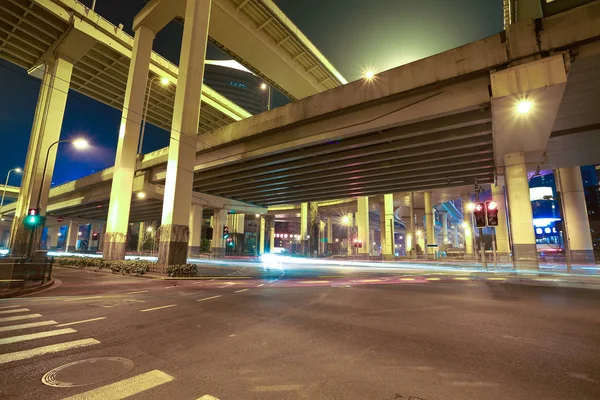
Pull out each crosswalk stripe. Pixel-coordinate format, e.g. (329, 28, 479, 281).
(0, 308, 30, 315)
(0, 314, 41, 323)
(62, 369, 174, 400)
(197, 396, 220, 400)
(0, 338, 100, 364)
(0, 328, 76, 345)
(0, 321, 58, 332)
(0, 305, 22, 310)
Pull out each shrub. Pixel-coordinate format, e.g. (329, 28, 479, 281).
(55, 257, 149, 276)
(166, 264, 198, 277)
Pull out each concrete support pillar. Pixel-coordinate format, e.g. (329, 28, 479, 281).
(158, 0, 212, 267)
(462, 194, 474, 256)
(105, 25, 154, 261)
(556, 167, 595, 265)
(453, 226, 459, 248)
(442, 213, 449, 244)
(319, 220, 325, 254)
(424, 192, 435, 254)
(49, 226, 60, 250)
(65, 221, 78, 252)
(357, 196, 370, 255)
(269, 218, 275, 254)
(137, 222, 147, 253)
(188, 204, 204, 255)
(9, 56, 74, 256)
(492, 182, 511, 256)
(212, 209, 228, 256)
(99, 224, 106, 252)
(308, 202, 319, 256)
(300, 202, 308, 254)
(406, 193, 415, 255)
(347, 213, 354, 256)
(259, 216, 266, 255)
(326, 216, 333, 253)
(504, 152, 538, 269)
(380, 194, 394, 258)
(89, 223, 101, 252)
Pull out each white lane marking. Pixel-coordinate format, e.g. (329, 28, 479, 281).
(197, 295, 221, 302)
(0, 328, 77, 345)
(123, 299, 146, 303)
(56, 317, 106, 327)
(252, 384, 302, 392)
(140, 304, 177, 312)
(197, 395, 220, 400)
(0, 338, 100, 364)
(235, 289, 249, 293)
(0, 314, 41, 323)
(126, 290, 149, 295)
(0, 305, 22, 310)
(0, 320, 58, 332)
(62, 369, 174, 400)
(256, 284, 264, 287)
(63, 296, 103, 302)
(0, 308, 30, 315)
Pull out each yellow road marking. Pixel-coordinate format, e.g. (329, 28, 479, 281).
(140, 304, 177, 312)
(400, 278, 415, 281)
(487, 277, 507, 281)
(0, 320, 57, 332)
(63, 296, 103, 302)
(359, 279, 381, 283)
(126, 290, 149, 295)
(453, 277, 470, 281)
(300, 280, 330, 284)
(197, 295, 222, 302)
(0, 328, 76, 345)
(62, 369, 174, 400)
(0, 338, 99, 364)
(197, 396, 220, 400)
(256, 284, 265, 287)
(426, 278, 441, 281)
(235, 289, 249, 293)
(0, 314, 41, 323)
(56, 317, 107, 327)
(0, 305, 22, 310)
(0, 308, 30, 315)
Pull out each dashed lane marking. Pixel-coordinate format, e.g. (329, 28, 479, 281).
(197, 395, 220, 400)
(0, 314, 41, 323)
(0, 320, 58, 332)
(256, 284, 264, 287)
(140, 304, 177, 312)
(252, 384, 303, 392)
(0, 338, 100, 364)
(0, 308, 30, 315)
(197, 295, 222, 302)
(0, 328, 77, 345)
(63, 296, 103, 302)
(234, 289, 249, 293)
(62, 369, 174, 400)
(126, 290, 149, 295)
(0, 305, 22, 310)
(56, 317, 107, 327)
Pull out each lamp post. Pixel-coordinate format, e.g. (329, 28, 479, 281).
(139, 76, 169, 155)
(260, 82, 272, 111)
(1, 167, 22, 214)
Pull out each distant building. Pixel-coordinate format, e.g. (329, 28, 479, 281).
(203, 61, 268, 115)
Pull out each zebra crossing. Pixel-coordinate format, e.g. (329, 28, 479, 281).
(0, 304, 220, 399)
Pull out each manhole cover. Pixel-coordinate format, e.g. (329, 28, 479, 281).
(42, 357, 134, 388)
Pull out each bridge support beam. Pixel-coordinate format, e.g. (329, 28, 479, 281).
(269, 218, 275, 254)
(425, 191, 435, 255)
(555, 167, 595, 265)
(380, 194, 394, 259)
(505, 153, 538, 270)
(492, 181, 511, 258)
(212, 209, 228, 256)
(259, 216, 266, 255)
(462, 194, 474, 257)
(188, 205, 204, 255)
(356, 196, 370, 256)
(326, 216, 332, 254)
(158, 0, 212, 267)
(66, 221, 78, 252)
(105, 25, 155, 260)
(9, 56, 73, 257)
(300, 202, 308, 254)
(48, 226, 60, 250)
(442, 213, 449, 245)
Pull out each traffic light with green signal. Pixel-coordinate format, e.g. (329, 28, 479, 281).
(23, 208, 44, 229)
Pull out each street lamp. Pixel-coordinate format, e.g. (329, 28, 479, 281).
(1, 167, 22, 213)
(36, 139, 89, 211)
(139, 76, 170, 155)
(137, 192, 146, 199)
(364, 70, 375, 80)
(260, 82, 272, 111)
(516, 99, 532, 114)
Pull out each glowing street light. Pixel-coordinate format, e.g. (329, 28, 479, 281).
(364, 70, 375, 80)
(416, 230, 423, 237)
(341, 215, 350, 225)
(516, 99, 532, 114)
(137, 192, 146, 199)
(260, 82, 272, 111)
(146, 226, 153, 233)
(139, 76, 170, 155)
(466, 202, 476, 212)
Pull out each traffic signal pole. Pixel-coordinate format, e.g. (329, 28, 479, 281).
(475, 188, 487, 270)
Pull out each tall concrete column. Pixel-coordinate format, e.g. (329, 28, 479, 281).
(308, 202, 319, 256)
(357, 196, 370, 255)
(48, 226, 60, 250)
(347, 213, 354, 256)
(65, 221, 78, 252)
(188, 204, 204, 255)
(406, 192, 415, 256)
(212, 209, 228, 256)
(326, 216, 333, 253)
(319, 220, 325, 254)
(105, 26, 154, 260)
(269, 218, 275, 254)
(259, 216, 266, 255)
(137, 222, 147, 253)
(453, 226, 459, 248)
(462, 194, 474, 256)
(300, 202, 308, 254)
(158, 0, 212, 267)
(556, 167, 595, 265)
(424, 192, 435, 254)
(380, 194, 394, 258)
(504, 152, 538, 269)
(442, 213, 449, 244)
(9, 56, 74, 256)
(492, 182, 510, 257)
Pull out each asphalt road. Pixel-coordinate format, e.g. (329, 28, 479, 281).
(1, 265, 599, 399)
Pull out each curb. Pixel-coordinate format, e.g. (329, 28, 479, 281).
(0, 279, 55, 299)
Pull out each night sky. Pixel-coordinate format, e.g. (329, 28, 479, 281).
(0, 0, 503, 190)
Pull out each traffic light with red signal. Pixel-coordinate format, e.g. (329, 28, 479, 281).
(473, 202, 486, 228)
(485, 200, 499, 227)
(92, 232, 100, 241)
